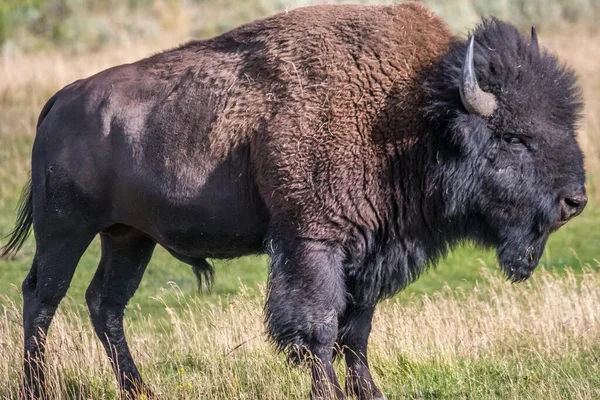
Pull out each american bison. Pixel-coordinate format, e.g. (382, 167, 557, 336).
(1, 3, 586, 399)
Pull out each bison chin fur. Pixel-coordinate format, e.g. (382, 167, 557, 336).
(497, 233, 548, 282)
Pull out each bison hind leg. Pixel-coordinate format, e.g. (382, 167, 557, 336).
(86, 226, 156, 398)
(22, 222, 98, 399)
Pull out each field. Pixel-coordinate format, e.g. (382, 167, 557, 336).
(1, 0, 600, 398)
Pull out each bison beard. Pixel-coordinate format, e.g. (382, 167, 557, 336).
(1, 3, 585, 400)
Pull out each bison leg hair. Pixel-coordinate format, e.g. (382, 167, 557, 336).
(22, 224, 97, 399)
(338, 305, 385, 400)
(265, 236, 347, 399)
(85, 227, 156, 398)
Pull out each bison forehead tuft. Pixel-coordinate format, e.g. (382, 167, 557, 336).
(423, 18, 583, 134)
(474, 19, 583, 130)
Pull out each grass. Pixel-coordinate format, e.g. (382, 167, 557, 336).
(2, 268, 600, 398)
(1, 0, 600, 398)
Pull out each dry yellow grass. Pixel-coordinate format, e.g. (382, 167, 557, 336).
(545, 31, 600, 183)
(1, 268, 599, 398)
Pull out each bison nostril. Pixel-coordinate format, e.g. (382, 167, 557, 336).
(564, 197, 581, 209)
(561, 194, 587, 219)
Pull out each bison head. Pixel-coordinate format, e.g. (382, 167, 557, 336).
(423, 19, 585, 282)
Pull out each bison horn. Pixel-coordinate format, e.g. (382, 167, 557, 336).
(530, 26, 540, 57)
(459, 36, 497, 117)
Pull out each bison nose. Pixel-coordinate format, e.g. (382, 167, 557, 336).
(560, 193, 587, 221)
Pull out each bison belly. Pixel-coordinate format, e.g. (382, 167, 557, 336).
(153, 192, 270, 260)
(114, 154, 271, 260)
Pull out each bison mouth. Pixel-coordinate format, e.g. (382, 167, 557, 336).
(550, 219, 567, 232)
(493, 200, 575, 282)
(497, 231, 549, 283)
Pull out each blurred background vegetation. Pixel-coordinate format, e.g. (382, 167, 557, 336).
(1, 0, 599, 54)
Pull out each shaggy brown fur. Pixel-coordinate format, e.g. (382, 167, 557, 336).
(147, 3, 453, 236)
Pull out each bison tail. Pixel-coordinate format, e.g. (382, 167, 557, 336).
(1, 93, 58, 260)
(1, 180, 33, 259)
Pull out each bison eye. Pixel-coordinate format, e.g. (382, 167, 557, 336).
(503, 135, 527, 149)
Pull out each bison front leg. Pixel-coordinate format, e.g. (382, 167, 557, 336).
(265, 237, 347, 399)
(338, 305, 385, 400)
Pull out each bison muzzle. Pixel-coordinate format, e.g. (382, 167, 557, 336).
(1, 3, 586, 399)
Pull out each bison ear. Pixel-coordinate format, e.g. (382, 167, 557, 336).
(451, 114, 491, 155)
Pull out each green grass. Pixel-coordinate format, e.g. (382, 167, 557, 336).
(375, 352, 600, 399)
(3, 263, 600, 399)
